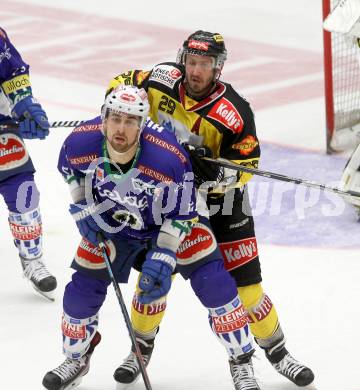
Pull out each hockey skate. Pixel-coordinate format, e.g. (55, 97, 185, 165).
(229, 351, 261, 390)
(114, 337, 154, 389)
(21, 256, 57, 301)
(42, 331, 101, 390)
(265, 340, 314, 387)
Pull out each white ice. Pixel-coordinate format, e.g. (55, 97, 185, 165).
(0, 1, 359, 390)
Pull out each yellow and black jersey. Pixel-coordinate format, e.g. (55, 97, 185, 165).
(107, 62, 260, 187)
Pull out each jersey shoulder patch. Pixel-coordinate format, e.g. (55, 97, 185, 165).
(72, 116, 102, 133)
(149, 63, 183, 89)
(65, 117, 102, 168)
(141, 126, 187, 166)
(207, 95, 244, 134)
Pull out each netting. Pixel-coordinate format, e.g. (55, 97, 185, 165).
(330, 0, 360, 131)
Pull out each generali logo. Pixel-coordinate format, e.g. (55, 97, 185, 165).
(208, 97, 244, 133)
(219, 237, 258, 271)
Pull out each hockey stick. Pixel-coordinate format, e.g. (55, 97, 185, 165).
(202, 157, 360, 200)
(96, 233, 153, 390)
(0, 120, 85, 130)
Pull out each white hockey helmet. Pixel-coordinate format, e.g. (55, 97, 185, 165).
(102, 85, 150, 130)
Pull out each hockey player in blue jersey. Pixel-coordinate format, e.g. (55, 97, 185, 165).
(42, 85, 256, 390)
(0, 27, 56, 299)
(108, 30, 314, 390)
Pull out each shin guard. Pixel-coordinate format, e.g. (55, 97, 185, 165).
(8, 206, 42, 259)
(190, 261, 254, 357)
(238, 283, 280, 341)
(208, 296, 254, 357)
(131, 274, 171, 338)
(62, 312, 99, 359)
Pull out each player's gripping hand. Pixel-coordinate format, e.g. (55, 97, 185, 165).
(138, 248, 176, 304)
(12, 96, 50, 139)
(69, 200, 101, 245)
(183, 144, 224, 187)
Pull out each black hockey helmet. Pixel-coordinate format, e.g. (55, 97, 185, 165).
(177, 30, 227, 70)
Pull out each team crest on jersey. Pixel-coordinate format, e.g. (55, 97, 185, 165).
(219, 237, 258, 271)
(231, 135, 258, 156)
(0, 133, 28, 171)
(149, 65, 182, 88)
(75, 238, 116, 270)
(176, 223, 217, 264)
(208, 97, 244, 134)
(112, 209, 144, 230)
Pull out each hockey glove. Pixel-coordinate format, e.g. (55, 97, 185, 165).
(69, 200, 102, 246)
(138, 248, 176, 304)
(12, 96, 50, 139)
(183, 144, 224, 187)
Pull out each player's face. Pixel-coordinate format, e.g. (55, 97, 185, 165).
(184, 54, 216, 97)
(104, 112, 141, 153)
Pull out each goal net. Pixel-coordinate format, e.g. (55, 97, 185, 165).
(323, 0, 360, 153)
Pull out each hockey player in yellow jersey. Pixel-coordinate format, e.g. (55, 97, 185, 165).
(107, 30, 314, 389)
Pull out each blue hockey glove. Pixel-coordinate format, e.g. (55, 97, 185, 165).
(138, 248, 176, 304)
(19, 118, 49, 139)
(12, 96, 50, 139)
(0, 114, 13, 126)
(69, 200, 102, 246)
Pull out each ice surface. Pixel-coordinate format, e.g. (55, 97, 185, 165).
(1, 1, 359, 389)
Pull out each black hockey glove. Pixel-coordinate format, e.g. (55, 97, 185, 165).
(183, 144, 224, 188)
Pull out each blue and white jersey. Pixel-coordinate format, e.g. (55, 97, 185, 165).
(58, 116, 197, 241)
(0, 27, 34, 182)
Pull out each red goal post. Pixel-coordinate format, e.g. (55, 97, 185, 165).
(322, 0, 360, 153)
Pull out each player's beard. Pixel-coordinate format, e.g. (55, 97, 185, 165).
(184, 74, 216, 99)
(109, 133, 137, 153)
(105, 128, 140, 164)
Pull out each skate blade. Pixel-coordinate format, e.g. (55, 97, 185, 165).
(31, 284, 56, 302)
(303, 382, 318, 390)
(115, 376, 140, 390)
(62, 376, 83, 390)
